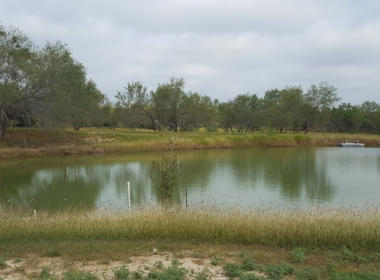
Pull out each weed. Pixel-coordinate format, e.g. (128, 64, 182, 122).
(239, 273, 265, 280)
(0, 258, 6, 269)
(62, 271, 99, 280)
(210, 257, 220, 266)
(130, 270, 144, 280)
(291, 248, 306, 263)
(40, 267, 53, 279)
(113, 265, 129, 280)
(242, 255, 258, 271)
(171, 259, 181, 266)
(223, 262, 243, 278)
(153, 261, 164, 270)
(338, 246, 369, 264)
(296, 266, 320, 280)
(265, 263, 294, 280)
(147, 263, 187, 280)
(195, 269, 209, 280)
(329, 270, 380, 280)
(14, 258, 23, 263)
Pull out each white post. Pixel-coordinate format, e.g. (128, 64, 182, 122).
(127, 181, 131, 211)
(33, 209, 37, 219)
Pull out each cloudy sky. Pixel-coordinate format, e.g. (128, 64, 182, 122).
(1, 0, 379, 103)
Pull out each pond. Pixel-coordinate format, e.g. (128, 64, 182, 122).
(1, 147, 379, 211)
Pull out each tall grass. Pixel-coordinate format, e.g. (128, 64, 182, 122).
(1, 208, 380, 249)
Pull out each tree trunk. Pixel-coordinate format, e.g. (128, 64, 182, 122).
(0, 109, 7, 141)
(0, 122, 6, 141)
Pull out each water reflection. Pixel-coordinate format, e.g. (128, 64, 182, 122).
(0, 148, 379, 211)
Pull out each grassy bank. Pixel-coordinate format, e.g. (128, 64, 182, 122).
(2, 240, 380, 280)
(2, 209, 380, 279)
(0, 127, 380, 158)
(2, 208, 380, 249)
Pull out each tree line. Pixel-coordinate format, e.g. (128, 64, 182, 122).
(1, 25, 380, 141)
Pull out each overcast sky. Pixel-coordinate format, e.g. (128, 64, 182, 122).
(1, 0, 379, 104)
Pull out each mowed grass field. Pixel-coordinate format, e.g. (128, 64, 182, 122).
(1, 127, 380, 158)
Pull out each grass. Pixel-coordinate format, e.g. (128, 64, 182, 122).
(0, 127, 379, 158)
(1, 208, 380, 249)
(1, 240, 380, 280)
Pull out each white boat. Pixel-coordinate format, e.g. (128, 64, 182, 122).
(338, 140, 365, 147)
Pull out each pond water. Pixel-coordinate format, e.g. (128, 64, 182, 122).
(1, 148, 379, 211)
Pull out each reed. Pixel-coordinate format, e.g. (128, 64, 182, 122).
(1, 208, 380, 249)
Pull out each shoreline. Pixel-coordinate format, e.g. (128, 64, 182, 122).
(1, 128, 380, 159)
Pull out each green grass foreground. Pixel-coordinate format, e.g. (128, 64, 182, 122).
(1, 127, 380, 158)
(1, 208, 380, 249)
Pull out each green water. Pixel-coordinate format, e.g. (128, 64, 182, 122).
(1, 148, 379, 211)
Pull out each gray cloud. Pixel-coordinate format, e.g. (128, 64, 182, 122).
(0, 0, 379, 104)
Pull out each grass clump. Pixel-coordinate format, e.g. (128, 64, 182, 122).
(291, 248, 306, 263)
(61, 271, 99, 280)
(239, 273, 265, 280)
(113, 265, 130, 280)
(265, 263, 294, 280)
(338, 246, 369, 264)
(296, 266, 320, 280)
(147, 262, 187, 280)
(195, 269, 209, 280)
(0, 258, 6, 269)
(223, 262, 243, 278)
(40, 267, 56, 280)
(242, 255, 259, 271)
(210, 256, 220, 266)
(329, 270, 380, 280)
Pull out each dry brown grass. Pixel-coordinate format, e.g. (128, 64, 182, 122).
(1, 208, 380, 249)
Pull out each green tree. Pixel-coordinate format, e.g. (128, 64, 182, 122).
(152, 77, 186, 131)
(304, 82, 339, 131)
(359, 101, 379, 131)
(37, 42, 104, 130)
(115, 81, 156, 129)
(0, 26, 40, 140)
